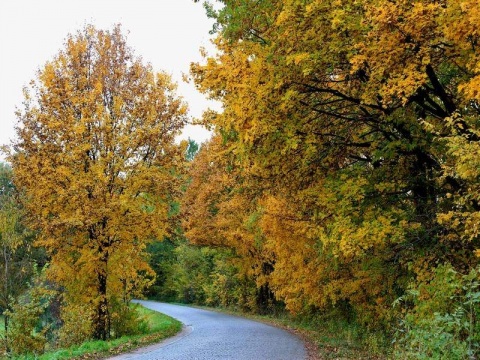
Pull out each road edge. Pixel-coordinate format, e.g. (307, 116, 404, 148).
(107, 323, 193, 359)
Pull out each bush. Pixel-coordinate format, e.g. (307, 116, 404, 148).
(110, 299, 149, 338)
(394, 264, 480, 359)
(58, 302, 94, 348)
(6, 287, 54, 355)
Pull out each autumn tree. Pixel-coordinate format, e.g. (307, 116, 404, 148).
(11, 25, 187, 340)
(182, 134, 277, 312)
(190, 0, 480, 324)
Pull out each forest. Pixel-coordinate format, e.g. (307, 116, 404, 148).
(1, 0, 480, 358)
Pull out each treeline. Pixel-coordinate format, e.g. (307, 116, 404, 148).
(152, 0, 480, 358)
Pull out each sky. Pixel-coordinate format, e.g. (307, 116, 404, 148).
(0, 0, 218, 160)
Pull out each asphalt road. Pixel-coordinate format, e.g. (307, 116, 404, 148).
(108, 300, 306, 360)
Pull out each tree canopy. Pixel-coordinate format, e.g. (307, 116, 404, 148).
(11, 24, 187, 340)
(187, 0, 480, 323)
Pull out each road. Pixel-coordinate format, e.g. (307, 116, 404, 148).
(109, 300, 306, 360)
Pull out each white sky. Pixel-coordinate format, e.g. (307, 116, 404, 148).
(0, 0, 218, 160)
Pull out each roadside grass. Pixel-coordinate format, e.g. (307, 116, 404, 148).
(193, 305, 391, 360)
(265, 313, 391, 360)
(12, 304, 181, 360)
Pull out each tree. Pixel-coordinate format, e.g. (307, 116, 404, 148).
(11, 25, 187, 340)
(191, 0, 480, 323)
(0, 163, 36, 353)
(182, 134, 277, 312)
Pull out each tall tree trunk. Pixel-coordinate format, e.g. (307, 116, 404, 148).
(411, 151, 438, 245)
(93, 249, 110, 340)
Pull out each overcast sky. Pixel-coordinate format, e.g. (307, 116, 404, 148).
(0, 0, 217, 160)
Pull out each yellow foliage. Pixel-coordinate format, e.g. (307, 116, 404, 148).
(58, 303, 95, 347)
(11, 24, 186, 340)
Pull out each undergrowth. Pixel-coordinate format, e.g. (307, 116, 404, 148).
(7, 304, 181, 360)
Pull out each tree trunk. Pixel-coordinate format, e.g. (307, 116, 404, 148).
(93, 250, 110, 340)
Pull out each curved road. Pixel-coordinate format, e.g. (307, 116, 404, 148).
(109, 300, 306, 360)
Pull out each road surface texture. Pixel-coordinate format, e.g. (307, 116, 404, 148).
(109, 300, 306, 360)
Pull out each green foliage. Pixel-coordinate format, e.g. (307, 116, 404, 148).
(296, 310, 390, 358)
(0, 162, 43, 348)
(394, 264, 480, 359)
(146, 239, 178, 302)
(0, 163, 15, 197)
(147, 239, 261, 312)
(202, 256, 241, 308)
(11, 304, 181, 360)
(186, 138, 200, 161)
(169, 244, 214, 303)
(109, 300, 149, 338)
(5, 286, 55, 356)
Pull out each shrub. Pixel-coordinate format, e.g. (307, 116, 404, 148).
(110, 299, 149, 338)
(58, 302, 94, 347)
(6, 287, 53, 355)
(394, 264, 480, 359)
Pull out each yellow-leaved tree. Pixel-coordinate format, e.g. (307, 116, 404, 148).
(10, 25, 187, 340)
(182, 134, 276, 312)
(190, 0, 480, 325)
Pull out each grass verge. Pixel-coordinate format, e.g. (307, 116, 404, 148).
(12, 304, 181, 360)
(259, 313, 391, 360)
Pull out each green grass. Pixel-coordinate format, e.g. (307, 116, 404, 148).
(12, 304, 181, 360)
(271, 314, 390, 359)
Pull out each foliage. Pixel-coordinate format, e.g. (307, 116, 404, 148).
(11, 304, 181, 360)
(57, 302, 94, 348)
(187, 0, 480, 330)
(169, 243, 212, 304)
(185, 138, 200, 162)
(4, 0, 480, 356)
(145, 238, 178, 302)
(0, 163, 43, 355)
(10, 24, 187, 340)
(394, 264, 480, 359)
(147, 236, 260, 312)
(181, 134, 277, 313)
(109, 297, 149, 338)
(5, 285, 55, 356)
